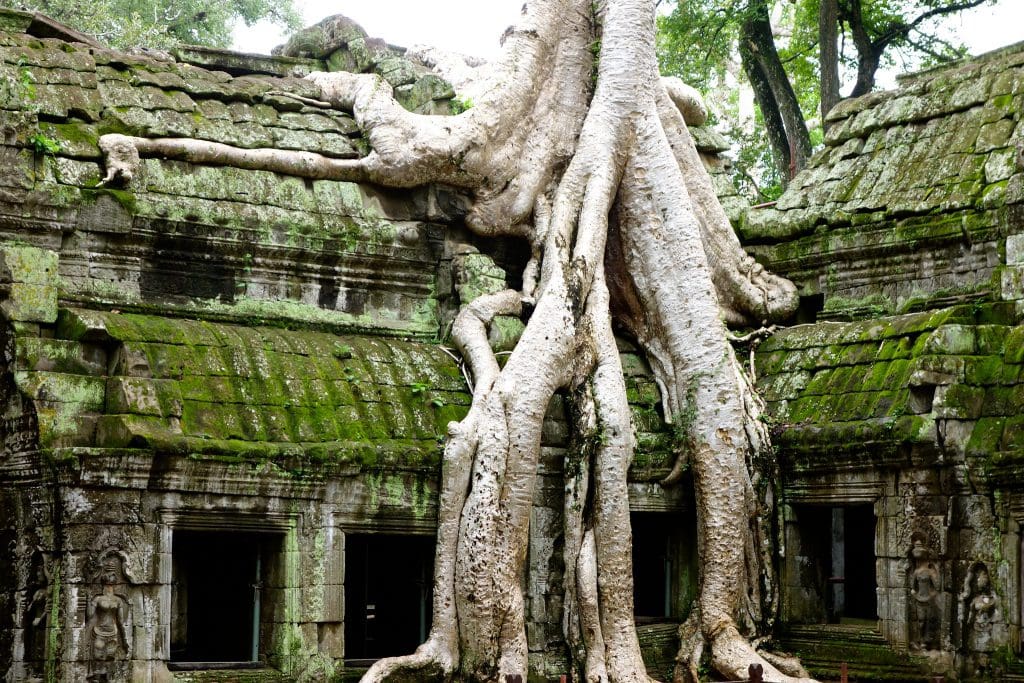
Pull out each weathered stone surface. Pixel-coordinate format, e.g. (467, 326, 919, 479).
(0, 245, 58, 323)
(746, 43, 1024, 321)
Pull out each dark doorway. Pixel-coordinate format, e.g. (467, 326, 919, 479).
(794, 504, 877, 623)
(344, 534, 435, 663)
(170, 530, 275, 664)
(631, 511, 696, 622)
(841, 505, 877, 620)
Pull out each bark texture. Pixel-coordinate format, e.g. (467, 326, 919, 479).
(819, 0, 840, 130)
(738, 0, 812, 182)
(98, 2, 808, 680)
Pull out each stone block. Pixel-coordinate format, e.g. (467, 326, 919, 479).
(0, 283, 57, 324)
(299, 621, 317, 647)
(95, 414, 181, 448)
(131, 624, 153, 659)
(326, 48, 358, 73)
(374, 56, 419, 87)
(933, 384, 984, 419)
(1007, 233, 1024, 265)
(0, 245, 58, 323)
(985, 146, 1019, 183)
(1001, 264, 1024, 300)
(318, 622, 343, 656)
(923, 325, 977, 355)
(0, 245, 58, 285)
(105, 377, 182, 418)
(909, 356, 965, 386)
(976, 119, 1015, 153)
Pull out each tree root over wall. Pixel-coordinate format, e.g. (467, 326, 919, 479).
(99, 1, 813, 680)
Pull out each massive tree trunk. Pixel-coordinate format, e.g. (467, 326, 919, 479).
(98, 1, 809, 680)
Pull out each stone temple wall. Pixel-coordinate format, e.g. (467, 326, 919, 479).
(748, 40, 1024, 682)
(0, 7, 1021, 683)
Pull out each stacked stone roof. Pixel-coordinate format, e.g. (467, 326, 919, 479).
(747, 44, 1024, 486)
(744, 42, 1024, 320)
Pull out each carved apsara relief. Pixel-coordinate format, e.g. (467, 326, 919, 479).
(82, 548, 133, 682)
(908, 533, 941, 651)
(960, 561, 998, 676)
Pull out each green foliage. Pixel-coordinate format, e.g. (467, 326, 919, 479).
(448, 96, 474, 115)
(16, 58, 36, 99)
(657, 2, 739, 95)
(18, 0, 301, 49)
(657, 0, 996, 200)
(28, 133, 61, 156)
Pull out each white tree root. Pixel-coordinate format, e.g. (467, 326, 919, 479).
(655, 86, 799, 327)
(95, 1, 814, 681)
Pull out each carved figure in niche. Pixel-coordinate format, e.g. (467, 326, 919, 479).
(908, 534, 941, 651)
(23, 550, 53, 664)
(84, 549, 131, 681)
(960, 562, 997, 674)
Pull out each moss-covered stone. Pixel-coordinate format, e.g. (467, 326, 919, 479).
(36, 308, 479, 469)
(0, 245, 58, 323)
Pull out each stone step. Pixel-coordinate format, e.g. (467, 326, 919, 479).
(776, 623, 929, 683)
(171, 667, 289, 682)
(637, 621, 681, 681)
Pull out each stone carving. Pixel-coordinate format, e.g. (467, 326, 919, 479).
(84, 548, 131, 681)
(960, 562, 997, 675)
(23, 550, 52, 664)
(908, 534, 941, 651)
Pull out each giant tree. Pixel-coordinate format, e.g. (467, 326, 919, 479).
(97, 0, 810, 680)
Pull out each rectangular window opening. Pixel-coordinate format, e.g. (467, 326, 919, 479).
(169, 529, 282, 669)
(344, 533, 435, 666)
(631, 511, 696, 624)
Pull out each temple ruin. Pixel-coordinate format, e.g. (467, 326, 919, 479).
(0, 7, 1022, 682)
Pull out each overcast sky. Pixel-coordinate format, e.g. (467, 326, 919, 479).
(231, 1, 1023, 76)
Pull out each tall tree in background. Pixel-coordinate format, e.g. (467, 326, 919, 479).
(819, 0, 841, 131)
(738, 0, 813, 182)
(835, 0, 992, 98)
(18, 0, 299, 49)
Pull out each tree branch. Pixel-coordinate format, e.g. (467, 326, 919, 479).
(865, 0, 990, 54)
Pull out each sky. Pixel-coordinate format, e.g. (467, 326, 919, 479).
(231, 1, 1024, 74)
(232, 1, 524, 58)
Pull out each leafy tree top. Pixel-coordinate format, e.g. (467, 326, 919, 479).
(19, 0, 301, 49)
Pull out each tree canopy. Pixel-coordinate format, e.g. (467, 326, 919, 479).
(18, 0, 300, 49)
